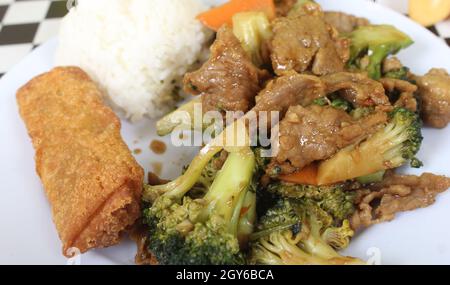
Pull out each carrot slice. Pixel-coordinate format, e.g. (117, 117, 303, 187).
(197, 0, 276, 31)
(279, 163, 319, 185)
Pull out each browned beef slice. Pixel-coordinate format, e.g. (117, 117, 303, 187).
(322, 72, 390, 107)
(379, 78, 418, 112)
(414, 68, 450, 128)
(270, 8, 347, 76)
(324, 12, 369, 34)
(271, 105, 387, 174)
(183, 26, 268, 113)
(351, 172, 450, 230)
(253, 72, 325, 116)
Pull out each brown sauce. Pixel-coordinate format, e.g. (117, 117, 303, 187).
(150, 140, 166, 155)
(151, 162, 163, 176)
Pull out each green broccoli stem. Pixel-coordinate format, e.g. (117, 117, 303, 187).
(357, 170, 386, 184)
(143, 145, 223, 203)
(302, 214, 344, 259)
(237, 190, 257, 248)
(198, 149, 256, 236)
(367, 44, 398, 80)
(144, 117, 251, 203)
(156, 96, 203, 136)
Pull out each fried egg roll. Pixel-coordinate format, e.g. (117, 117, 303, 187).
(17, 67, 144, 256)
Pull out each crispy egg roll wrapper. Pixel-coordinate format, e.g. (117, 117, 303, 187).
(17, 67, 144, 256)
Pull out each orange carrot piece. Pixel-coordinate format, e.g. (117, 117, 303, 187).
(279, 163, 319, 185)
(197, 0, 276, 31)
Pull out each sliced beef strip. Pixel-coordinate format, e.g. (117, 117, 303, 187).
(379, 78, 418, 112)
(382, 57, 404, 74)
(270, 105, 387, 175)
(270, 7, 347, 76)
(350, 172, 450, 230)
(183, 26, 268, 113)
(322, 72, 391, 107)
(253, 72, 326, 116)
(414, 68, 450, 128)
(323, 12, 369, 34)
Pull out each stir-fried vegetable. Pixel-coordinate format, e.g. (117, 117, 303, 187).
(249, 199, 362, 265)
(279, 163, 318, 185)
(143, 148, 257, 265)
(348, 25, 413, 79)
(232, 11, 272, 66)
(156, 97, 202, 136)
(317, 108, 423, 185)
(197, 0, 276, 31)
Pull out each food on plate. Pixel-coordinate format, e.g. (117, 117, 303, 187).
(142, 148, 258, 265)
(321, 72, 390, 107)
(316, 108, 423, 185)
(197, 0, 276, 31)
(414, 69, 450, 128)
(140, 0, 450, 265)
(232, 11, 273, 67)
(184, 26, 269, 114)
(14, 0, 450, 265)
(16, 67, 144, 256)
(351, 171, 450, 230)
(347, 25, 413, 80)
(379, 77, 418, 112)
(55, 0, 211, 120)
(270, 1, 348, 76)
(409, 0, 450, 27)
(249, 199, 363, 265)
(323, 11, 369, 34)
(270, 104, 388, 176)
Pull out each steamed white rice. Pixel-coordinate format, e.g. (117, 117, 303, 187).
(55, 0, 210, 120)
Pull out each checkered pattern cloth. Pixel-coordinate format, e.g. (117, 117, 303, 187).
(0, 0, 449, 78)
(0, 0, 69, 78)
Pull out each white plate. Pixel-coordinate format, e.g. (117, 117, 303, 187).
(0, 0, 449, 265)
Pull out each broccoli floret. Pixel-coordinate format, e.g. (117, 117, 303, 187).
(321, 220, 354, 251)
(249, 199, 363, 265)
(317, 107, 423, 185)
(266, 182, 356, 225)
(232, 11, 272, 67)
(356, 170, 386, 185)
(143, 147, 257, 265)
(187, 151, 227, 199)
(348, 25, 414, 79)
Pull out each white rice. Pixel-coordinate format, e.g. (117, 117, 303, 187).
(55, 0, 210, 120)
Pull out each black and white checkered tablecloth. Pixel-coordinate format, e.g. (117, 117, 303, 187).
(0, 0, 449, 78)
(0, 0, 69, 78)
